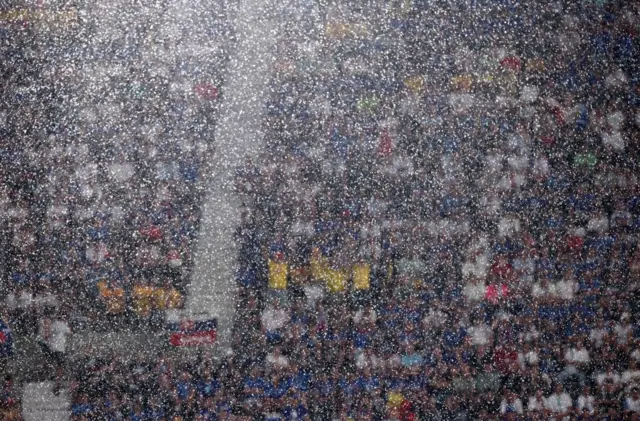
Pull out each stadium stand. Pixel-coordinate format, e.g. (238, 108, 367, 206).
(4, 0, 640, 420)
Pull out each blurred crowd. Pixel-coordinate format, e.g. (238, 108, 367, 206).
(67, 350, 253, 421)
(4, 0, 640, 419)
(227, 0, 640, 419)
(0, 0, 232, 333)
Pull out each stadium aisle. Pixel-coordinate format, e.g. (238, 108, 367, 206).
(187, 0, 288, 346)
(22, 382, 70, 421)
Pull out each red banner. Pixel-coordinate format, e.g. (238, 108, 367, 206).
(169, 330, 216, 347)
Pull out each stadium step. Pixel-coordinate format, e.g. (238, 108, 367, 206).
(22, 382, 70, 421)
(8, 334, 55, 383)
(187, 0, 287, 348)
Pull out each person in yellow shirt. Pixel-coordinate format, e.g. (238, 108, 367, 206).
(267, 252, 289, 306)
(404, 75, 424, 94)
(152, 281, 183, 310)
(96, 279, 108, 296)
(325, 21, 349, 40)
(351, 259, 371, 307)
(451, 74, 473, 92)
(268, 254, 288, 290)
(165, 286, 183, 310)
(325, 263, 348, 309)
(152, 284, 167, 311)
(97, 280, 125, 314)
(326, 265, 348, 293)
(103, 284, 125, 315)
(288, 261, 310, 301)
(352, 261, 371, 291)
(310, 247, 329, 283)
(132, 281, 154, 319)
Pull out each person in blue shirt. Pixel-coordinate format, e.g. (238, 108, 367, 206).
(400, 343, 424, 368)
(337, 371, 357, 398)
(71, 393, 94, 418)
(355, 368, 380, 393)
(281, 392, 310, 421)
(0, 319, 13, 358)
(442, 321, 467, 349)
(130, 403, 146, 421)
(175, 370, 193, 401)
(312, 372, 335, 401)
(243, 366, 266, 401)
(142, 395, 165, 421)
(265, 373, 291, 407)
(290, 364, 311, 393)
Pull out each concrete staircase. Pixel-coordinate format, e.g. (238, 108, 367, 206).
(187, 0, 288, 349)
(22, 382, 70, 421)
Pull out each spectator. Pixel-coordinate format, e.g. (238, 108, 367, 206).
(0, 375, 21, 421)
(598, 379, 622, 417)
(527, 388, 547, 414)
(265, 346, 289, 371)
(499, 389, 524, 415)
(261, 302, 289, 345)
(37, 308, 71, 395)
(545, 383, 573, 421)
(560, 339, 590, 387)
(625, 388, 640, 415)
(576, 386, 596, 415)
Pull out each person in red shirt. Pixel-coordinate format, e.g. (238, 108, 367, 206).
(486, 255, 513, 305)
(485, 283, 509, 304)
(491, 255, 514, 283)
(494, 344, 520, 376)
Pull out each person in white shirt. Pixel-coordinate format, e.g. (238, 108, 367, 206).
(623, 360, 640, 387)
(527, 389, 547, 414)
(462, 277, 486, 303)
(555, 278, 577, 301)
(354, 348, 383, 371)
(615, 314, 633, 345)
(261, 303, 289, 334)
(519, 316, 540, 343)
(545, 384, 573, 420)
(353, 305, 377, 325)
(468, 319, 493, 346)
(4, 290, 17, 313)
(422, 300, 448, 329)
(626, 388, 640, 414)
(33, 281, 60, 312)
(512, 248, 536, 284)
(576, 386, 596, 414)
(590, 319, 611, 348)
(499, 389, 523, 414)
(265, 346, 289, 371)
(38, 311, 71, 355)
(564, 341, 590, 366)
(630, 338, 640, 363)
(560, 340, 589, 385)
(587, 212, 609, 233)
(14, 286, 35, 334)
(596, 365, 622, 386)
(38, 309, 71, 395)
(518, 342, 539, 372)
(531, 278, 558, 302)
(33, 291, 59, 310)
